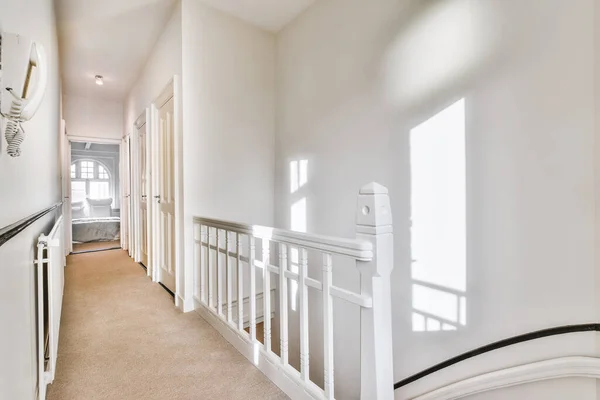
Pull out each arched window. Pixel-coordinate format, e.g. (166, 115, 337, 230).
(71, 160, 112, 203)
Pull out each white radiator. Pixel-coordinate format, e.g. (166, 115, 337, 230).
(36, 215, 65, 400)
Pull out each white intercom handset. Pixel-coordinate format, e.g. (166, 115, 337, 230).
(0, 32, 48, 157)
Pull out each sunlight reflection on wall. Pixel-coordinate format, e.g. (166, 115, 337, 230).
(290, 159, 308, 311)
(410, 99, 466, 332)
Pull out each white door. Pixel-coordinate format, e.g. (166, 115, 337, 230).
(157, 96, 176, 293)
(139, 123, 149, 267)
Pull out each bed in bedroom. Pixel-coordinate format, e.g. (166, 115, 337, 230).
(72, 217, 120, 242)
(72, 198, 121, 243)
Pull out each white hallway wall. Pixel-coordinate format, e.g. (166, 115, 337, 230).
(123, 1, 181, 134)
(0, 0, 62, 398)
(276, 0, 598, 399)
(180, 0, 275, 305)
(63, 94, 123, 140)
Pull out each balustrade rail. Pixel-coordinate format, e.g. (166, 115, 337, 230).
(192, 183, 395, 400)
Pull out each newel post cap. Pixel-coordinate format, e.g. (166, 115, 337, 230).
(356, 182, 392, 231)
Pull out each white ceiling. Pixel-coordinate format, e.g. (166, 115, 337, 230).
(55, 0, 315, 102)
(199, 0, 316, 32)
(56, 0, 178, 101)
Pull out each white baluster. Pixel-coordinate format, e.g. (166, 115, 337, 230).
(208, 227, 214, 309)
(355, 183, 394, 400)
(279, 243, 289, 365)
(237, 233, 244, 331)
(249, 235, 257, 342)
(226, 231, 233, 323)
(322, 252, 334, 399)
(217, 229, 223, 316)
(299, 247, 309, 381)
(263, 239, 271, 351)
(200, 224, 207, 304)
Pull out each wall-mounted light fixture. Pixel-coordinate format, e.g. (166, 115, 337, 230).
(95, 75, 104, 86)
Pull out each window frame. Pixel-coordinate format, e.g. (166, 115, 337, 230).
(71, 159, 112, 202)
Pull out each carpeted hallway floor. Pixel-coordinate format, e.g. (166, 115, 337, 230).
(47, 248, 287, 400)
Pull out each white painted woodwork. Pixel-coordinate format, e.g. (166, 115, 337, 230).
(226, 232, 233, 323)
(410, 357, 600, 400)
(37, 216, 65, 399)
(156, 95, 177, 293)
(62, 130, 73, 254)
(299, 247, 310, 382)
(249, 236, 257, 342)
(138, 119, 149, 267)
(121, 134, 129, 251)
(262, 239, 272, 351)
(322, 253, 334, 399)
(132, 119, 141, 262)
(279, 243, 289, 365)
(151, 104, 160, 282)
(199, 225, 207, 303)
(208, 227, 214, 308)
(217, 229, 223, 316)
(356, 183, 395, 400)
(191, 183, 395, 400)
(237, 233, 244, 331)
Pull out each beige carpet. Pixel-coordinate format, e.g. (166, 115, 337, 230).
(47, 249, 287, 400)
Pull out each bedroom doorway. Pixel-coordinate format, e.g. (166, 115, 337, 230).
(69, 141, 122, 253)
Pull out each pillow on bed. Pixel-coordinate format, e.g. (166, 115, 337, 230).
(87, 198, 113, 218)
(72, 201, 87, 219)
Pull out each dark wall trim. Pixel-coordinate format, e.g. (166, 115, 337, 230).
(394, 323, 600, 390)
(0, 202, 63, 248)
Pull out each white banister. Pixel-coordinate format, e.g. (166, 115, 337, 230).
(322, 252, 334, 399)
(192, 182, 394, 400)
(279, 243, 289, 365)
(262, 239, 272, 352)
(217, 229, 223, 316)
(208, 227, 214, 308)
(299, 247, 310, 382)
(198, 225, 206, 303)
(236, 233, 244, 331)
(249, 236, 257, 342)
(355, 182, 395, 400)
(226, 231, 233, 323)
(193, 216, 373, 261)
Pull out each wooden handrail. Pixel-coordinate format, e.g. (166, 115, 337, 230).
(0, 202, 62, 248)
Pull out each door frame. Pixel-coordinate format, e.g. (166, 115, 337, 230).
(61, 119, 72, 254)
(121, 133, 130, 252)
(65, 135, 122, 253)
(134, 109, 152, 276)
(150, 75, 185, 309)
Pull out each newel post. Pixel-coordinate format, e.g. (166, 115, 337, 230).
(356, 182, 394, 400)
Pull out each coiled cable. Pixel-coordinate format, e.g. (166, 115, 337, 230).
(1, 88, 25, 157)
